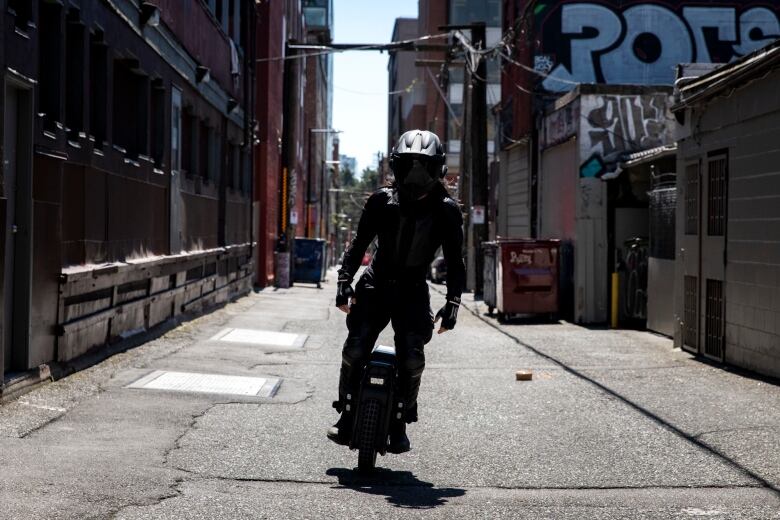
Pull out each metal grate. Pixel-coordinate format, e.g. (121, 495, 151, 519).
(685, 163, 699, 235)
(128, 370, 281, 397)
(707, 157, 727, 236)
(683, 276, 698, 352)
(211, 328, 307, 348)
(704, 279, 725, 360)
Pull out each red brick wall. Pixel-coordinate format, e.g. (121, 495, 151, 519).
(254, 0, 284, 286)
(154, 0, 240, 99)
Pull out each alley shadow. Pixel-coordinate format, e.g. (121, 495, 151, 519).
(326, 467, 466, 509)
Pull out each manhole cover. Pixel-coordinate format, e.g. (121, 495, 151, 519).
(127, 371, 281, 397)
(211, 328, 307, 348)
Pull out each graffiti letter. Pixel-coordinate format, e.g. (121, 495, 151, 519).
(600, 5, 693, 85)
(542, 3, 621, 92)
(682, 7, 737, 62)
(734, 7, 780, 56)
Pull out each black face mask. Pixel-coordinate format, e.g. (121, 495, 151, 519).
(398, 159, 437, 200)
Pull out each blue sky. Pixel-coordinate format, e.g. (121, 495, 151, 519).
(333, 0, 419, 174)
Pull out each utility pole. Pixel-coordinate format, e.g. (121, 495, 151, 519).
(443, 23, 488, 298)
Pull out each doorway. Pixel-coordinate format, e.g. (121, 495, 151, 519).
(3, 77, 34, 376)
(680, 152, 728, 362)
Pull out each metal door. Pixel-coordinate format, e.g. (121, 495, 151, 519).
(699, 152, 728, 361)
(2, 79, 33, 374)
(680, 161, 700, 354)
(2, 86, 17, 371)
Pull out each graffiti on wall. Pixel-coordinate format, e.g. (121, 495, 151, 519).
(535, 2, 780, 92)
(579, 93, 673, 178)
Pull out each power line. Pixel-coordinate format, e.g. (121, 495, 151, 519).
(256, 33, 449, 63)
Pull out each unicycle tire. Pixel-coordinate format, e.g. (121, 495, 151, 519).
(357, 399, 380, 471)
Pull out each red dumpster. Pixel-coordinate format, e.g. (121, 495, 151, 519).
(485, 239, 560, 320)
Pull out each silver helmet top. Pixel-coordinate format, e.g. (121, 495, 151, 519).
(393, 130, 444, 160)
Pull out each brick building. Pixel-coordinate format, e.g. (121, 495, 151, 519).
(1, 0, 254, 395)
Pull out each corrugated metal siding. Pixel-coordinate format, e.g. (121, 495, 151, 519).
(676, 69, 780, 378)
(499, 144, 531, 238)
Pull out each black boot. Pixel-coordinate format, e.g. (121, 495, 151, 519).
(326, 412, 353, 446)
(387, 421, 411, 454)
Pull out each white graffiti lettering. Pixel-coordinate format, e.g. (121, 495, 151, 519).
(541, 3, 780, 92)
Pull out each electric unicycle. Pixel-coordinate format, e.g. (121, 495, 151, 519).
(347, 344, 404, 471)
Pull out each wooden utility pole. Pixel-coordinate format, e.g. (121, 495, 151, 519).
(444, 23, 488, 298)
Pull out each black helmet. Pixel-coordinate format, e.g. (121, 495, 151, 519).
(390, 130, 448, 179)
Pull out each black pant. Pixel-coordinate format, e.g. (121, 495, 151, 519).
(337, 277, 434, 423)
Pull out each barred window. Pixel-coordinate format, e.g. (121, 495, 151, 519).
(684, 162, 699, 235)
(707, 156, 727, 236)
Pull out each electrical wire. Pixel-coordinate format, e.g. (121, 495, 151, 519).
(334, 78, 418, 96)
(425, 67, 462, 128)
(255, 33, 449, 63)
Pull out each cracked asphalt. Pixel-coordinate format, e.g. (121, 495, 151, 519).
(1, 268, 779, 519)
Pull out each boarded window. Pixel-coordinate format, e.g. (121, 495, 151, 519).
(707, 155, 727, 236)
(684, 162, 699, 235)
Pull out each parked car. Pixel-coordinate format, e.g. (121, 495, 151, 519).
(429, 256, 447, 284)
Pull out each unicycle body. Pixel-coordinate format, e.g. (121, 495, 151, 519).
(348, 344, 403, 471)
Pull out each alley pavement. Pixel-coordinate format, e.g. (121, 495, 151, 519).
(0, 269, 779, 519)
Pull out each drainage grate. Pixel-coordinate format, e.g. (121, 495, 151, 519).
(211, 328, 307, 348)
(127, 370, 281, 397)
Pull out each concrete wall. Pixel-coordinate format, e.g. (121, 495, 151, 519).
(675, 68, 780, 378)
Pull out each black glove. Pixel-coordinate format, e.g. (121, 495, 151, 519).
(435, 296, 461, 330)
(336, 275, 355, 307)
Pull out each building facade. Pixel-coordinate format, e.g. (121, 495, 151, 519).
(495, 0, 780, 324)
(673, 41, 780, 378)
(1, 0, 254, 394)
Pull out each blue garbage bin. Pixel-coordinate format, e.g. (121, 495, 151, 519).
(293, 238, 327, 287)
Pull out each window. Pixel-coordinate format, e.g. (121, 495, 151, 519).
(199, 119, 210, 179)
(9, 0, 33, 31)
(151, 79, 165, 167)
(449, 0, 501, 26)
(89, 32, 108, 147)
(66, 11, 85, 139)
(113, 59, 149, 158)
(241, 150, 250, 194)
(707, 155, 727, 236)
(171, 87, 183, 173)
(39, 1, 63, 132)
(684, 162, 699, 235)
(182, 107, 195, 175)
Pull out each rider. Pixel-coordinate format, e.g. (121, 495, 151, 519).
(327, 129, 466, 453)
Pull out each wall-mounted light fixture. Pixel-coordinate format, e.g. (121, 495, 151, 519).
(140, 2, 160, 27)
(195, 65, 211, 84)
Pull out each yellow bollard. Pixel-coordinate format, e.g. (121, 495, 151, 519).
(611, 272, 619, 329)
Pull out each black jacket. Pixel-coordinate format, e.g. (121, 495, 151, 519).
(338, 184, 466, 301)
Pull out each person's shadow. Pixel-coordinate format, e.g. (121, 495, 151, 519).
(326, 467, 466, 509)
